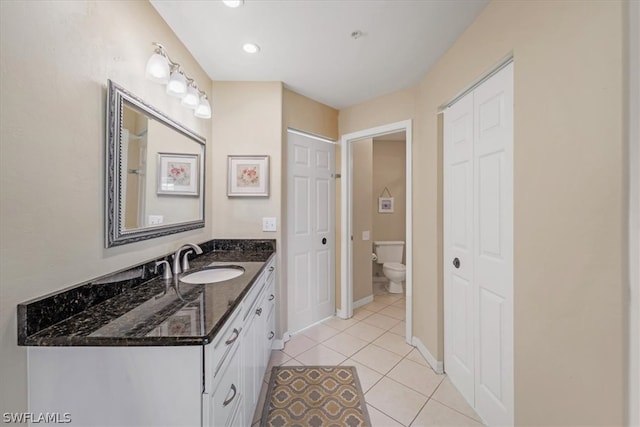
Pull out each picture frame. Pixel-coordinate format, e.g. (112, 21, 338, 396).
(378, 197, 394, 213)
(227, 155, 270, 197)
(157, 153, 200, 196)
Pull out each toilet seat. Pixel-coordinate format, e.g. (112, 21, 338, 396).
(383, 262, 405, 272)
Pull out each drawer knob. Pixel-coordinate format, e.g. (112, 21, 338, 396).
(225, 328, 241, 345)
(256, 307, 263, 316)
(268, 331, 275, 340)
(268, 294, 275, 301)
(223, 384, 237, 407)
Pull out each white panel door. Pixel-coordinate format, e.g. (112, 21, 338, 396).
(444, 62, 513, 426)
(473, 63, 513, 426)
(287, 131, 335, 334)
(444, 91, 475, 405)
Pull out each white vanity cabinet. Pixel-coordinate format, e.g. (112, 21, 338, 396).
(27, 257, 276, 427)
(203, 257, 276, 426)
(241, 261, 276, 422)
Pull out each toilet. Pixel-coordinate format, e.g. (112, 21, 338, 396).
(373, 241, 406, 294)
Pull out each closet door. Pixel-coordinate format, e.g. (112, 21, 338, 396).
(444, 91, 475, 405)
(473, 62, 514, 426)
(444, 62, 513, 426)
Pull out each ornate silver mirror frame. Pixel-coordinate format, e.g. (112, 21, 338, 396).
(105, 80, 205, 247)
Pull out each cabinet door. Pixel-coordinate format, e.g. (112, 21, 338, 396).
(29, 346, 202, 427)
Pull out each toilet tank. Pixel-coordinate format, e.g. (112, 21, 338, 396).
(373, 241, 405, 264)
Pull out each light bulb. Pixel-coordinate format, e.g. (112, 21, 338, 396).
(145, 52, 170, 84)
(194, 96, 211, 119)
(166, 70, 187, 98)
(181, 85, 200, 109)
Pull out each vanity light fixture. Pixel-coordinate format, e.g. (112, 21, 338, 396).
(145, 42, 211, 119)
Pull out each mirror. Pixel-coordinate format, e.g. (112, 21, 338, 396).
(106, 80, 205, 247)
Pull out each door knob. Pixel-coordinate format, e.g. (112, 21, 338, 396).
(453, 258, 461, 269)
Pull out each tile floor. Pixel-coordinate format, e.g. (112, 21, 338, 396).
(252, 292, 484, 426)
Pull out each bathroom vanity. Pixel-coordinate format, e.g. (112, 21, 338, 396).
(18, 240, 276, 426)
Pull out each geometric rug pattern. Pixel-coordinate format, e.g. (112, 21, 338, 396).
(261, 366, 371, 427)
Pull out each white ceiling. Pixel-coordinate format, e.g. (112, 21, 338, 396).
(150, 0, 489, 109)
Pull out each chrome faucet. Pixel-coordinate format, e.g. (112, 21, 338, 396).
(173, 243, 203, 276)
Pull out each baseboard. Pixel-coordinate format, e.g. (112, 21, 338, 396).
(272, 331, 290, 350)
(353, 295, 374, 309)
(411, 336, 444, 374)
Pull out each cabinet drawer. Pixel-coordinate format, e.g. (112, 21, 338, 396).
(210, 307, 242, 380)
(242, 273, 265, 321)
(211, 343, 242, 427)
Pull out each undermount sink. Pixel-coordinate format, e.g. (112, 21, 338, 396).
(179, 266, 245, 284)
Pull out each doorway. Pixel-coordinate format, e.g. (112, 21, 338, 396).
(286, 129, 336, 334)
(339, 120, 413, 343)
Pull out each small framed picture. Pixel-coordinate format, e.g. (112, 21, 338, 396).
(157, 153, 199, 196)
(227, 155, 270, 197)
(378, 197, 394, 213)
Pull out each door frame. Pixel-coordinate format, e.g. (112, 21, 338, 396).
(339, 119, 413, 342)
(628, 0, 639, 424)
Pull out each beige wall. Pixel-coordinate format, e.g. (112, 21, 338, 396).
(0, 0, 213, 416)
(209, 81, 283, 238)
(283, 89, 338, 141)
(352, 139, 374, 302)
(415, 1, 625, 424)
(372, 140, 406, 243)
(339, 1, 626, 424)
(339, 87, 416, 135)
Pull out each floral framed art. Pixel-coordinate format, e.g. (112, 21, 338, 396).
(157, 153, 200, 196)
(227, 155, 270, 197)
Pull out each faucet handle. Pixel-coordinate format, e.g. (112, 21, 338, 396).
(181, 249, 194, 272)
(155, 260, 172, 280)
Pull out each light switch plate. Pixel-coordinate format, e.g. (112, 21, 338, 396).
(148, 215, 163, 225)
(362, 230, 370, 241)
(262, 217, 277, 232)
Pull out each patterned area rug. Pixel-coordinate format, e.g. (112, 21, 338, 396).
(261, 366, 371, 427)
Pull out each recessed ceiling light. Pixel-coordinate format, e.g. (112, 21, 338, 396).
(242, 43, 260, 54)
(222, 0, 243, 8)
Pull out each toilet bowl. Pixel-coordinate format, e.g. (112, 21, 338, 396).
(382, 262, 406, 293)
(373, 241, 406, 294)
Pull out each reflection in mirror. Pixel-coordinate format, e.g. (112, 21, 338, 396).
(106, 80, 205, 247)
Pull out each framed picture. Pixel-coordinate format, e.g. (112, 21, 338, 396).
(157, 153, 199, 196)
(227, 155, 270, 197)
(378, 197, 394, 213)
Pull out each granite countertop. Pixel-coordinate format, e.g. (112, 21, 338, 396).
(17, 239, 276, 347)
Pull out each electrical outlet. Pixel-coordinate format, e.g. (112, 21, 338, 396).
(262, 217, 277, 232)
